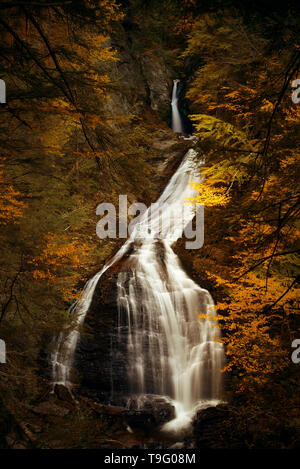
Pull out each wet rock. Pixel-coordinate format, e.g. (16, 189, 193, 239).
(54, 383, 74, 403)
(127, 395, 176, 427)
(75, 268, 129, 402)
(151, 129, 179, 151)
(122, 394, 176, 436)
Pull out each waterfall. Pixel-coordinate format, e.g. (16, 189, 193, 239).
(51, 82, 225, 431)
(171, 79, 184, 133)
(116, 150, 224, 430)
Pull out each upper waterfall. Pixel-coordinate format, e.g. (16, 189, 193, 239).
(171, 79, 184, 133)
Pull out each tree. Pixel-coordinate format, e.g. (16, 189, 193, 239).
(182, 7, 300, 429)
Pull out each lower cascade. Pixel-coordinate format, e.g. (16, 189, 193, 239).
(51, 81, 225, 432)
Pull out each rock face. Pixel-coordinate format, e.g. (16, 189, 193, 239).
(74, 267, 127, 402)
(104, 24, 173, 122)
(106, 27, 149, 118)
(140, 53, 172, 115)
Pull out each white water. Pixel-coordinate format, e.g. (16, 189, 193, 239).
(117, 149, 224, 402)
(171, 79, 184, 133)
(116, 152, 224, 431)
(51, 81, 224, 431)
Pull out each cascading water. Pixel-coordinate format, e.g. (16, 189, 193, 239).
(51, 80, 225, 431)
(171, 79, 184, 133)
(116, 150, 224, 430)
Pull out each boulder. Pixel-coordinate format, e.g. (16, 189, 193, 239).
(193, 404, 235, 449)
(127, 395, 176, 427)
(54, 383, 74, 403)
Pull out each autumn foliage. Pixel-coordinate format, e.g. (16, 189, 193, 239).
(180, 7, 299, 436)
